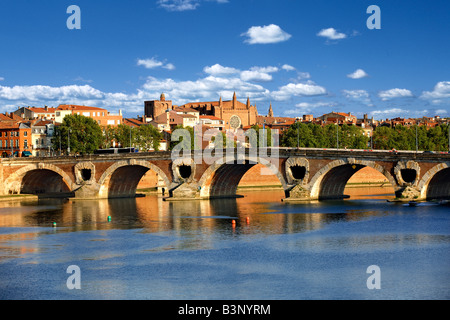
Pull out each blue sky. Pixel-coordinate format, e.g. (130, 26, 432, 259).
(0, 0, 449, 119)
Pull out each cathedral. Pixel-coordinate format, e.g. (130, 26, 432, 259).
(144, 92, 259, 130)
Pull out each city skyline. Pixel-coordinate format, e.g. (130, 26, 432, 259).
(0, 0, 449, 120)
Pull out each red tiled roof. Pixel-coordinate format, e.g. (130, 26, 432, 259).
(28, 107, 57, 113)
(57, 105, 105, 111)
(200, 115, 222, 121)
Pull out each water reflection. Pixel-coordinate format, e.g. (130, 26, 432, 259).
(0, 187, 397, 237)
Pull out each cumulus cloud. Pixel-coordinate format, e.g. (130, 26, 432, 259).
(421, 81, 450, 100)
(157, 0, 228, 11)
(157, 0, 200, 11)
(141, 75, 270, 104)
(378, 88, 414, 100)
(240, 66, 279, 82)
(342, 89, 373, 106)
(137, 57, 175, 70)
(0, 84, 104, 101)
(317, 28, 347, 40)
(242, 24, 292, 44)
(272, 81, 327, 101)
(347, 69, 369, 79)
(203, 64, 240, 76)
(281, 64, 296, 71)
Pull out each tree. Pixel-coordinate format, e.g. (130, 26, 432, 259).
(52, 114, 103, 155)
(134, 124, 162, 151)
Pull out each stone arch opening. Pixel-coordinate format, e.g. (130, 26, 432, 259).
(199, 157, 287, 199)
(309, 159, 397, 201)
(400, 169, 417, 184)
(318, 164, 366, 200)
(20, 169, 72, 196)
(107, 165, 150, 198)
(98, 160, 171, 199)
(290, 165, 307, 180)
(426, 167, 450, 201)
(81, 169, 92, 181)
(178, 165, 192, 179)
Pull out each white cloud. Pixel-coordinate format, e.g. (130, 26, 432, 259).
(369, 108, 407, 118)
(141, 75, 270, 104)
(347, 69, 368, 79)
(296, 72, 311, 80)
(421, 81, 450, 100)
(0, 85, 104, 101)
(203, 64, 240, 76)
(137, 57, 175, 70)
(317, 28, 347, 40)
(240, 66, 279, 82)
(242, 24, 292, 44)
(240, 70, 273, 82)
(342, 89, 373, 106)
(378, 88, 414, 100)
(0, 77, 4, 81)
(435, 109, 448, 114)
(272, 81, 327, 101)
(158, 0, 228, 11)
(281, 64, 295, 71)
(157, 0, 200, 11)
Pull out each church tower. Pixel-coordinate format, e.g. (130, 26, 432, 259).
(268, 102, 274, 117)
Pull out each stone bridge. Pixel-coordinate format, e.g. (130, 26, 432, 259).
(1, 148, 449, 202)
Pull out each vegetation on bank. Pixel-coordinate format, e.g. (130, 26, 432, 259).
(280, 122, 449, 152)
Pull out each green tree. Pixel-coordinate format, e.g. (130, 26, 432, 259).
(247, 125, 272, 147)
(134, 124, 162, 151)
(52, 114, 103, 155)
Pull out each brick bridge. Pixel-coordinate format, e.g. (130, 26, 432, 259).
(1, 148, 449, 202)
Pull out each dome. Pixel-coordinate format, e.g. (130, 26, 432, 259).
(160, 93, 166, 101)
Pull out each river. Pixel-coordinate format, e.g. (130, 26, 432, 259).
(0, 187, 449, 300)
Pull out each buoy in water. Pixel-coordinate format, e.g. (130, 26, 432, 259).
(52, 222, 57, 227)
(107, 216, 112, 222)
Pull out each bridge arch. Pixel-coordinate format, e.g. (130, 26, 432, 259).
(309, 158, 398, 200)
(417, 162, 450, 200)
(198, 155, 288, 199)
(5, 163, 74, 195)
(98, 159, 171, 198)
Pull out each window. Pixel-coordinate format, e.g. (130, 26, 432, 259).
(0, 141, 2, 148)
(24, 140, 28, 148)
(15, 140, 19, 148)
(56, 112, 60, 116)
(24, 131, 28, 137)
(36, 139, 39, 146)
(5, 141, 7, 148)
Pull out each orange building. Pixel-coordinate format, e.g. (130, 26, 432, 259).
(0, 122, 32, 157)
(55, 105, 123, 127)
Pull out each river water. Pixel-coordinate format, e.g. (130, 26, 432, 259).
(0, 188, 449, 300)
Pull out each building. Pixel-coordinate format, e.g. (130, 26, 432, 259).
(31, 120, 55, 157)
(199, 115, 225, 131)
(318, 111, 357, 124)
(0, 122, 32, 157)
(55, 105, 123, 127)
(13, 106, 56, 120)
(145, 92, 259, 131)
